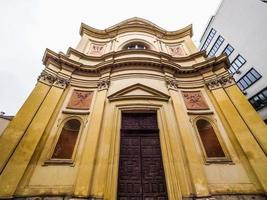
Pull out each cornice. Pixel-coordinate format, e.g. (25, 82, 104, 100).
(80, 17, 193, 39)
(67, 47, 206, 62)
(42, 48, 228, 76)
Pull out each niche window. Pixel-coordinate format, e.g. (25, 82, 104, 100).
(50, 119, 81, 162)
(195, 118, 231, 163)
(125, 42, 147, 50)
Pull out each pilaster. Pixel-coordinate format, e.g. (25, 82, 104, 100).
(206, 76, 267, 192)
(0, 73, 69, 197)
(225, 84, 267, 154)
(74, 77, 109, 197)
(0, 72, 53, 173)
(167, 78, 210, 197)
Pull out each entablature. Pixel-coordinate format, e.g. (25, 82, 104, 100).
(42, 48, 229, 79)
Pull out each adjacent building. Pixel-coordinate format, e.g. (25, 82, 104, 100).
(0, 113, 13, 136)
(0, 18, 267, 200)
(199, 0, 267, 123)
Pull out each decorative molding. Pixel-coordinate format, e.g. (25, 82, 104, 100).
(165, 77, 178, 90)
(108, 83, 170, 102)
(37, 71, 56, 85)
(97, 77, 110, 90)
(53, 77, 70, 89)
(80, 17, 193, 39)
(44, 48, 228, 76)
(206, 75, 235, 90)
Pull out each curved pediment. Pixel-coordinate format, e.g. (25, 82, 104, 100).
(108, 83, 170, 102)
(80, 17, 193, 39)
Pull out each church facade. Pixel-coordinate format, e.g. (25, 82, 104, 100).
(0, 18, 267, 200)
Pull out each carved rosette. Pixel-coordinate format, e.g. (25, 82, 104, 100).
(37, 71, 56, 85)
(206, 75, 235, 90)
(97, 78, 110, 90)
(53, 77, 70, 89)
(165, 77, 178, 90)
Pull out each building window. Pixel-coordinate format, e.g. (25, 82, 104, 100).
(51, 119, 81, 159)
(237, 68, 262, 91)
(196, 119, 225, 158)
(228, 55, 246, 74)
(208, 35, 224, 57)
(201, 28, 216, 51)
(222, 44, 234, 56)
(125, 42, 147, 50)
(249, 87, 267, 110)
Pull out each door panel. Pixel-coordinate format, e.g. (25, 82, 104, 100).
(118, 112, 168, 200)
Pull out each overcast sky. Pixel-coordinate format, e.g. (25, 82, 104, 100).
(0, 0, 221, 115)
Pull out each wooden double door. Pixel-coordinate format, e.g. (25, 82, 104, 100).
(117, 112, 168, 200)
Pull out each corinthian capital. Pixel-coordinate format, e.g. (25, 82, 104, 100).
(165, 77, 178, 90)
(53, 77, 70, 89)
(206, 75, 235, 90)
(37, 71, 56, 85)
(97, 78, 110, 90)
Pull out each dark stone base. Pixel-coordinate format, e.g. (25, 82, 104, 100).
(184, 194, 266, 200)
(13, 194, 266, 200)
(13, 197, 103, 200)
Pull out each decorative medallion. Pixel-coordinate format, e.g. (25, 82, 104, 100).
(168, 44, 186, 57)
(88, 43, 105, 56)
(67, 90, 93, 110)
(182, 91, 209, 110)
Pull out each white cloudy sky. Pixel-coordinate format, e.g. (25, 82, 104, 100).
(0, 0, 221, 115)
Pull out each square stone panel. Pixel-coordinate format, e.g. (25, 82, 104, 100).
(182, 91, 209, 110)
(67, 90, 93, 110)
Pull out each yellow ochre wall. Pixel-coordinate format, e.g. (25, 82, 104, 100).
(0, 18, 267, 200)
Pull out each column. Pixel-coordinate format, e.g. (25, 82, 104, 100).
(206, 76, 267, 192)
(166, 78, 210, 197)
(74, 77, 109, 197)
(0, 71, 53, 172)
(0, 75, 69, 197)
(225, 84, 267, 153)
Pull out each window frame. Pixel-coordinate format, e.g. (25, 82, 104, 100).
(201, 28, 217, 51)
(192, 115, 232, 164)
(44, 116, 84, 166)
(228, 54, 247, 74)
(237, 68, 262, 91)
(249, 87, 267, 111)
(124, 42, 149, 50)
(208, 35, 224, 57)
(222, 44, 234, 57)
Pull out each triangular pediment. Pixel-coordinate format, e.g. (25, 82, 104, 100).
(108, 83, 170, 102)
